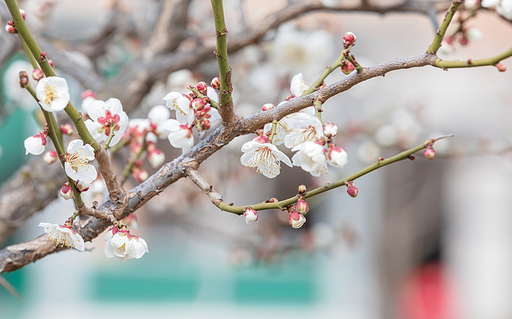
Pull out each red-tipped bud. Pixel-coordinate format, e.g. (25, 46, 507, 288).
(244, 207, 258, 225)
(296, 199, 309, 215)
(60, 124, 73, 135)
(5, 23, 16, 34)
(196, 81, 208, 95)
(424, 147, 436, 160)
(134, 159, 143, 168)
(191, 98, 206, 110)
(496, 63, 507, 72)
(81, 90, 96, 100)
(253, 135, 269, 144)
(298, 184, 306, 194)
(19, 9, 26, 20)
(323, 123, 338, 138)
(60, 182, 74, 200)
(211, 77, 220, 90)
(133, 169, 148, 183)
(148, 148, 165, 168)
(459, 36, 468, 46)
(43, 150, 58, 164)
(343, 32, 357, 48)
(347, 185, 358, 198)
(32, 68, 44, 81)
(289, 209, 306, 229)
(262, 103, 275, 111)
(41, 51, 46, 58)
(48, 60, 54, 67)
(341, 59, 355, 75)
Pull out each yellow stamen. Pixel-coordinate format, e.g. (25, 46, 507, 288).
(45, 84, 56, 105)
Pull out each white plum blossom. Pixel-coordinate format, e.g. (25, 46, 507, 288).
(35, 76, 70, 112)
(148, 105, 171, 139)
(482, 0, 499, 8)
(64, 139, 97, 184)
(290, 73, 309, 98)
(263, 112, 303, 145)
(163, 92, 194, 125)
(327, 146, 348, 168)
(240, 136, 292, 178)
(24, 132, 47, 155)
(104, 227, 149, 262)
(292, 141, 328, 177)
(161, 119, 194, 153)
(284, 113, 324, 149)
(85, 98, 129, 146)
(39, 222, 85, 251)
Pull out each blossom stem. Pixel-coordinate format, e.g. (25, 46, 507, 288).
(120, 136, 146, 186)
(189, 87, 218, 109)
(24, 83, 64, 155)
(302, 51, 345, 96)
(4, 0, 99, 151)
(427, 0, 463, 54)
(19, 36, 39, 70)
(217, 135, 453, 214)
(103, 129, 116, 149)
(211, 0, 234, 124)
(435, 46, 512, 68)
(269, 120, 278, 144)
(109, 137, 130, 153)
(24, 83, 84, 208)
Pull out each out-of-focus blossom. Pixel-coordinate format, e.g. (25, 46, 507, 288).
(148, 105, 171, 139)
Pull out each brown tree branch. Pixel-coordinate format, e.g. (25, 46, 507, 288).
(0, 52, 441, 273)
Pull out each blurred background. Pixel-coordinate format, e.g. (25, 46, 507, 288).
(1, 0, 512, 318)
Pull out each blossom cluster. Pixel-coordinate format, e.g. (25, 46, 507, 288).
(240, 73, 348, 179)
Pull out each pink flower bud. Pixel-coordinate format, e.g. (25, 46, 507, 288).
(5, 23, 16, 34)
(424, 147, 436, 160)
(81, 90, 96, 100)
(41, 51, 46, 58)
(19, 9, 26, 20)
(191, 98, 206, 110)
(328, 146, 348, 168)
(262, 103, 275, 111)
(48, 60, 54, 67)
(459, 36, 468, 46)
(148, 148, 165, 168)
(253, 135, 269, 144)
(43, 150, 58, 164)
(496, 63, 506, 72)
(134, 169, 149, 183)
(244, 208, 258, 225)
(211, 77, 220, 90)
(323, 123, 338, 137)
(60, 124, 73, 135)
(298, 184, 306, 194)
(343, 32, 357, 48)
(60, 183, 74, 200)
(341, 60, 355, 75)
(196, 81, 208, 95)
(296, 199, 309, 215)
(32, 68, 44, 81)
(347, 185, 358, 198)
(289, 209, 306, 229)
